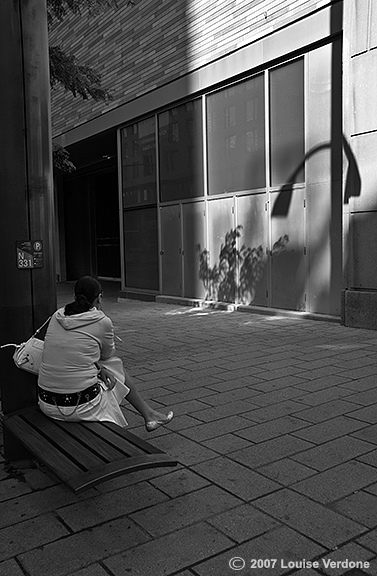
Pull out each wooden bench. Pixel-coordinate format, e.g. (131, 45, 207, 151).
(3, 406, 178, 493)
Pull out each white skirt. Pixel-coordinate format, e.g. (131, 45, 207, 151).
(38, 357, 130, 428)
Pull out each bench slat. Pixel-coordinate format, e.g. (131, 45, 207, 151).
(100, 421, 168, 455)
(4, 414, 84, 482)
(4, 406, 178, 493)
(21, 409, 105, 470)
(68, 454, 178, 493)
(53, 420, 126, 463)
(80, 421, 145, 457)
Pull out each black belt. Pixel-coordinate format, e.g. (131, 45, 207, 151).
(38, 383, 101, 406)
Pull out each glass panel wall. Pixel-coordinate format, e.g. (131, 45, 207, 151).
(158, 99, 204, 202)
(121, 117, 156, 207)
(121, 117, 159, 290)
(269, 58, 305, 186)
(207, 74, 266, 195)
(123, 207, 159, 290)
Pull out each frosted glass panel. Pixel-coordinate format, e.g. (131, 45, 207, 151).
(207, 74, 265, 194)
(124, 207, 158, 289)
(159, 100, 203, 202)
(270, 59, 304, 186)
(121, 117, 156, 207)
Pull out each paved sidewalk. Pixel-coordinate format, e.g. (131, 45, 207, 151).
(1, 284, 377, 576)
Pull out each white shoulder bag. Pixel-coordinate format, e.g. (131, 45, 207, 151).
(1, 317, 51, 375)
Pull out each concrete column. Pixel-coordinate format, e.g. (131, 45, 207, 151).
(0, 0, 56, 456)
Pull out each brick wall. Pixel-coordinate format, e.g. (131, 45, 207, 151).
(50, 0, 335, 136)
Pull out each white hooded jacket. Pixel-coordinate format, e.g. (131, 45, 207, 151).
(38, 307, 115, 393)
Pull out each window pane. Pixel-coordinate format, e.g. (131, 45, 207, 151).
(124, 207, 159, 290)
(158, 100, 204, 202)
(270, 58, 304, 186)
(121, 117, 156, 207)
(207, 74, 266, 195)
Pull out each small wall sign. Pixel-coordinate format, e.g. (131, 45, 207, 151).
(16, 240, 44, 269)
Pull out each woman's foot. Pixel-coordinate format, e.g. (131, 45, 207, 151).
(145, 410, 174, 432)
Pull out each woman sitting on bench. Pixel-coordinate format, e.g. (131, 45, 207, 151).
(38, 276, 173, 432)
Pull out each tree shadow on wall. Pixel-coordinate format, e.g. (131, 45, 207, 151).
(197, 226, 289, 304)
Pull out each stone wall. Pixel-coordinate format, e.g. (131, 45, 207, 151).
(343, 0, 377, 328)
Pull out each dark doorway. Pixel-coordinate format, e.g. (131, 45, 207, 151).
(64, 168, 120, 280)
(95, 170, 121, 279)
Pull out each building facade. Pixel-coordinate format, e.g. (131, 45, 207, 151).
(50, 0, 377, 328)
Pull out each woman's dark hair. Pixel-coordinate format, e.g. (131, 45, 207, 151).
(64, 276, 102, 316)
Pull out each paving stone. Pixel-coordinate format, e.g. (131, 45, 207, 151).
(192, 525, 326, 576)
(291, 416, 369, 445)
(130, 485, 241, 537)
(191, 456, 280, 500)
(357, 528, 377, 553)
(103, 522, 233, 576)
(291, 569, 323, 576)
(215, 366, 266, 380)
(0, 477, 32, 503)
(207, 503, 280, 543)
(331, 491, 377, 528)
(56, 481, 169, 531)
(230, 435, 314, 469)
(70, 564, 111, 576)
(158, 398, 213, 416)
(291, 436, 376, 471)
(206, 377, 265, 393)
(338, 365, 377, 379)
(242, 400, 308, 423)
(258, 458, 316, 486)
(365, 482, 377, 496)
(294, 386, 355, 406)
(340, 376, 377, 392)
(319, 543, 375, 576)
(347, 405, 377, 424)
(345, 389, 377, 406)
(189, 400, 259, 422)
(18, 517, 150, 576)
(254, 489, 366, 548)
(245, 387, 307, 407)
(0, 558, 25, 576)
(292, 461, 377, 504)
(352, 423, 377, 445)
(0, 485, 91, 530)
(197, 386, 262, 406)
(179, 415, 250, 442)
(202, 433, 250, 454)
(235, 415, 308, 443)
(165, 375, 222, 391)
(166, 414, 204, 431)
(293, 357, 339, 370)
(153, 387, 217, 406)
(151, 433, 219, 466)
(333, 356, 377, 371)
(149, 468, 210, 497)
(293, 374, 354, 390)
(137, 367, 190, 382)
(0, 514, 69, 562)
(293, 400, 361, 423)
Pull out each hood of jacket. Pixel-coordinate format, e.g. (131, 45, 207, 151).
(55, 307, 106, 330)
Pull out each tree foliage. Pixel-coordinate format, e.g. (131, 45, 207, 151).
(47, 0, 135, 171)
(49, 46, 112, 101)
(47, 0, 120, 25)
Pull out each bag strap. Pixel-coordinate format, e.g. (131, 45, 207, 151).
(0, 316, 52, 350)
(32, 315, 52, 338)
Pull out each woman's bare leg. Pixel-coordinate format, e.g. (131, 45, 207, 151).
(123, 369, 172, 424)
